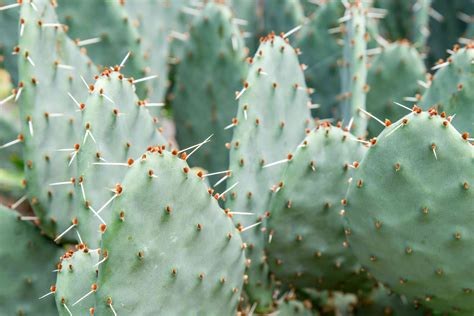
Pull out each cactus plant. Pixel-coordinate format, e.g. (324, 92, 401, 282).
(18, 0, 96, 238)
(225, 33, 312, 312)
(0, 204, 60, 315)
(172, 2, 247, 177)
(94, 150, 245, 315)
(295, 0, 345, 119)
(355, 283, 428, 316)
(74, 70, 167, 247)
(344, 109, 473, 313)
(339, 0, 369, 137)
(420, 45, 473, 134)
(56, 0, 146, 85)
(55, 247, 99, 315)
(366, 41, 426, 136)
(124, 0, 191, 105)
(375, 0, 432, 48)
(267, 124, 370, 293)
(0, 0, 19, 83)
(0, 0, 473, 315)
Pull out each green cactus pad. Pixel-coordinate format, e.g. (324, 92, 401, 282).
(55, 247, 99, 315)
(0, 204, 60, 315)
(56, 0, 146, 92)
(75, 70, 167, 247)
(356, 284, 428, 316)
(295, 0, 345, 118)
(18, 0, 95, 238)
(94, 150, 245, 315)
(172, 2, 247, 178)
(366, 41, 426, 136)
(125, 0, 190, 106)
(225, 34, 312, 312)
(267, 124, 369, 293)
(344, 110, 474, 313)
(420, 46, 473, 135)
(340, 0, 369, 137)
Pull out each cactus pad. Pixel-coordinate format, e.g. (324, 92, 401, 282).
(226, 34, 312, 312)
(18, 0, 95, 238)
(55, 247, 99, 315)
(172, 2, 247, 177)
(344, 110, 474, 313)
(366, 41, 426, 136)
(267, 124, 369, 293)
(95, 150, 245, 315)
(75, 70, 167, 247)
(0, 204, 60, 315)
(421, 46, 473, 135)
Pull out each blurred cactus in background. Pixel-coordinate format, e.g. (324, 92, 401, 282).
(0, 0, 472, 315)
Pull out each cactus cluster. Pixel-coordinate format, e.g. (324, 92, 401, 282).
(0, 0, 472, 315)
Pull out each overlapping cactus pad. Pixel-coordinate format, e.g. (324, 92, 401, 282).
(344, 109, 473, 314)
(18, 0, 95, 238)
(0, 204, 60, 314)
(268, 124, 370, 293)
(74, 69, 167, 248)
(226, 33, 312, 312)
(95, 150, 245, 315)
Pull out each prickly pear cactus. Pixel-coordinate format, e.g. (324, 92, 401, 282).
(420, 45, 473, 135)
(366, 41, 426, 136)
(125, 0, 191, 106)
(0, 0, 20, 83)
(262, 0, 305, 36)
(172, 2, 247, 177)
(18, 0, 95, 238)
(277, 296, 315, 316)
(427, 0, 474, 64)
(226, 34, 312, 312)
(375, 0, 432, 48)
(74, 70, 167, 247)
(56, 0, 146, 91)
(55, 248, 99, 315)
(0, 204, 60, 315)
(295, 0, 345, 118)
(228, 0, 262, 54)
(340, 0, 369, 137)
(356, 284, 428, 316)
(267, 124, 369, 293)
(344, 110, 474, 313)
(94, 150, 245, 315)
